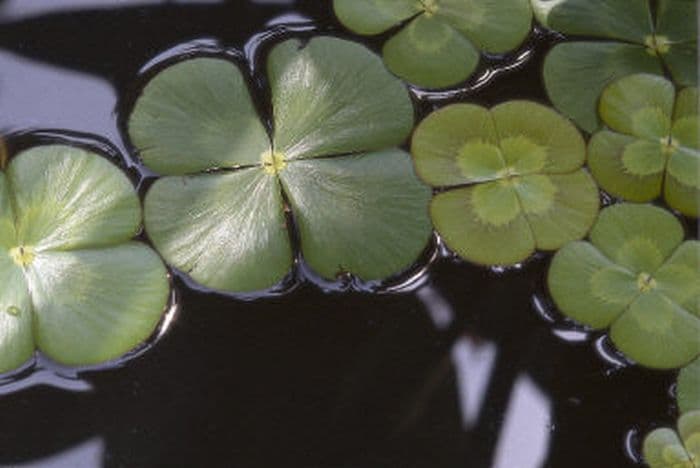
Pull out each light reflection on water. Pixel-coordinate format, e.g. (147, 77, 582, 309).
(0, 0, 223, 21)
(0, 437, 105, 468)
(0, 2, 665, 467)
(0, 50, 121, 151)
(492, 374, 552, 468)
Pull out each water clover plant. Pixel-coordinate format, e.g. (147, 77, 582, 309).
(533, 0, 698, 132)
(643, 410, 700, 468)
(548, 203, 700, 369)
(588, 74, 699, 217)
(333, 0, 533, 89)
(0, 144, 170, 373)
(411, 101, 599, 265)
(679, 358, 700, 414)
(127, 37, 432, 293)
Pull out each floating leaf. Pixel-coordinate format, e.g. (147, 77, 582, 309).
(0, 136, 7, 169)
(548, 203, 700, 369)
(334, 0, 532, 88)
(0, 145, 169, 373)
(129, 37, 431, 293)
(412, 101, 598, 266)
(129, 58, 270, 175)
(537, 0, 697, 132)
(643, 410, 700, 468)
(678, 357, 700, 414)
(588, 74, 700, 217)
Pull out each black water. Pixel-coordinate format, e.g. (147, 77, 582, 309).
(0, 1, 681, 467)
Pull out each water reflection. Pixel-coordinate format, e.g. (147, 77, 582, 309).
(0, 0, 222, 21)
(418, 281, 552, 467)
(0, 50, 120, 150)
(2, 437, 105, 468)
(492, 375, 552, 468)
(451, 336, 498, 429)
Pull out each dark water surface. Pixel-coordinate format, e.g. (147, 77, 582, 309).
(0, 1, 681, 467)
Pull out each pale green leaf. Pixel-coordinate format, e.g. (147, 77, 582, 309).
(333, 0, 419, 35)
(666, 146, 699, 189)
(128, 57, 270, 175)
(665, 147, 700, 218)
(674, 88, 698, 121)
(672, 117, 700, 150)
(543, 41, 663, 132)
(144, 169, 293, 293)
(8, 145, 141, 252)
(678, 411, 700, 460)
(643, 427, 691, 468)
(269, 37, 413, 160)
(588, 131, 664, 201)
(411, 103, 500, 186)
(655, 241, 700, 317)
(610, 291, 700, 369)
(0, 173, 16, 251)
(589, 203, 683, 274)
(548, 241, 638, 329)
(0, 254, 34, 373)
(431, 185, 536, 266)
(490, 100, 586, 174)
(665, 170, 700, 218)
(598, 73, 674, 139)
(279, 149, 431, 281)
(435, 0, 532, 53)
(678, 357, 700, 414)
(518, 171, 599, 250)
(382, 15, 479, 89)
(26, 243, 169, 366)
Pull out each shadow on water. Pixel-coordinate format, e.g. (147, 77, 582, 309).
(0, 1, 679, 467)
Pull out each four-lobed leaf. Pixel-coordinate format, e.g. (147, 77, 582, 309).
(535, 0, 698, 132)
(333, 0, 533, 89)
(679, 357, 700, 414)
(129, 36, 432, 294)
(411, 101, 599, 266)
(0, 145, 170, 373)
(643, 410, 700, 468)
(588, 74, 699, 217)
(548, 203, 700, 369)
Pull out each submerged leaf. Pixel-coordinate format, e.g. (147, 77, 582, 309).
(0, 145, 169, 372)
(130, 37, 431, 292)
(548, 203, 700, 369)
(334, 0, 532, 88)
(588, 74, 700, 217)
(412, 101, 598, 266)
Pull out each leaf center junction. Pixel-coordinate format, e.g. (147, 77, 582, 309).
(261, 150, 287, 175)
(637, 272, 657, 293)
(644, 34, 671, 56)
(660, 136, 679, 156)
(419, 0, 439, 17)
(9, 245, 35, 267)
